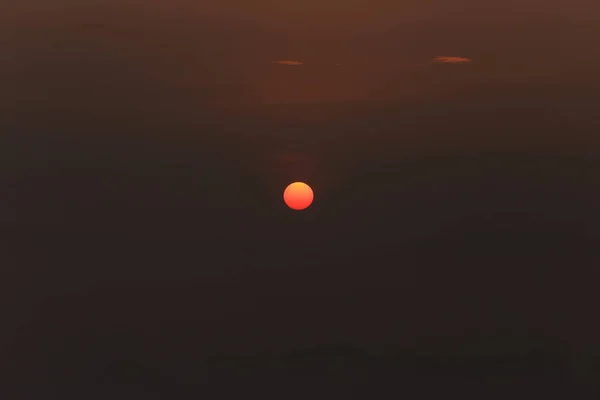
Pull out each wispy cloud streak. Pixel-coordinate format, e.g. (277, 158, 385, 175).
(274, 60, 304, 66)
(433, 56, 472, 64)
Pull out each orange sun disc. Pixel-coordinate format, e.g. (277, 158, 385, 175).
(283, 182, 314, 210)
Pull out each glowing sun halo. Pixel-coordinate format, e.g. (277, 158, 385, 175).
(283, 182, 314, 210)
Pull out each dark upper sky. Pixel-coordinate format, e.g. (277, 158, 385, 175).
(4, 0, 600, 108)
(3, 1, 600, 397)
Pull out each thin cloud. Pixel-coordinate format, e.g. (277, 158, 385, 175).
(433, 56, 472, 64)
(274, 60, 304, 66)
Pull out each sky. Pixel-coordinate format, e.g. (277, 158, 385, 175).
(3, 1, 600, 397)
(4, 0, 600, 108)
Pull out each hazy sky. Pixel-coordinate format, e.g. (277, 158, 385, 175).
(3, 2, 600, 390)
(4, 0, 600, 109)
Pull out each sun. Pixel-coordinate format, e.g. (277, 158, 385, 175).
(283, 182, 314, 210)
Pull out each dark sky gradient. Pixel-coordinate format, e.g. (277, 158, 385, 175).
(3, 1, 600, 398)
